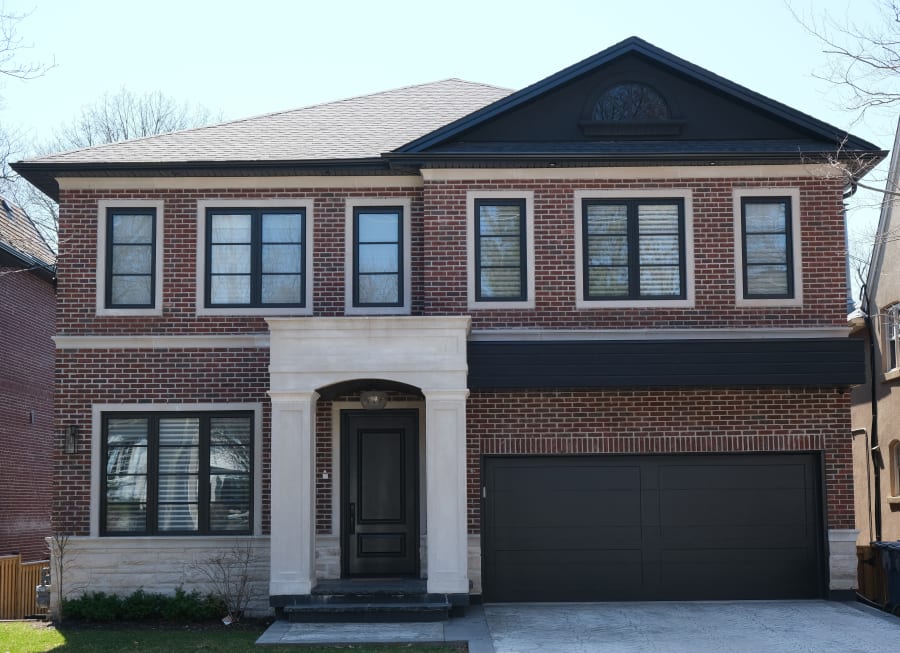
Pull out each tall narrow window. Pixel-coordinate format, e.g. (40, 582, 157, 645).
(106, 208, 156, 308)
(206, 208, 305, 308)
(353, 206, 403, 307)
(582, 198, 685, 300)
(741, 197, 793, 299)
(474, 199, 527, 301)
(102, 412, 253, 536)
(885, 304, 900, 372)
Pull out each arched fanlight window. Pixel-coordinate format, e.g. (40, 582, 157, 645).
(592, 83, 670, 122)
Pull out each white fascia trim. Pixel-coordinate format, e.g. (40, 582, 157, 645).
(90, 402, 264, 538)
(195, 199, 314, 317)
(733, 188, 803, 308)
(55, 334, 270, 350)
(96, 199, 165, 317)
(574, 189, 695, 309)
(422, 164, 842, 182)
(60, 175, 424, 191)
(467, 190, 535, 310)
(344, 197, 413, 316)
(468, 327, 852, 341)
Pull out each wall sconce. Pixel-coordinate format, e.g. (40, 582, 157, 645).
(360, 390, 388, 410)
(64, 425, 79, 454)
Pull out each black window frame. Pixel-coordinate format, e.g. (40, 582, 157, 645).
(351, 205, 404, 308)
(474, 198, 528, 302)
(100, 411, 254, 537)
(105, 207, 157, 309)
(204, 207, 307, 308)
(740, 196, 794, 300)
(581, 198, 686, 301)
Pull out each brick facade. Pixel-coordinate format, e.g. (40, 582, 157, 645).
(0, 266, 55, 561)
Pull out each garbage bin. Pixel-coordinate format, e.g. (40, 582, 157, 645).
(872, 541, 900, 614)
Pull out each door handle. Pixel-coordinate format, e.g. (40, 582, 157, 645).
(348, 503, 356, 535)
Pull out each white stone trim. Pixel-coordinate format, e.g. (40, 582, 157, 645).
(733, 188, 804, 307)
(343, 197, 413, 315)
(469, 327, 851, 341)
(96, 199, 165, 317)
(423, 164, 842, 182)
(467, 190, 535, 310)
(55, 334, 270, 350)
(89, 403, 264, 538)
(573, 189, 695, 309)
(59, 175, 424, 191)
(828, 528, 860, 591)
(195, 199, 314, 316)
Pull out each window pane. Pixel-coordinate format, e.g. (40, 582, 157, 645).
(638, 204, 679, 233)
(210, 244, 251, 273)
(640, 267, 681, 296)
(210, 275, 251, 304)
(586, 204, 627, 234)
(479, 205, 521, 235)
(358, 213, 399, 242)
(211, 214, 251, 243)
(111, 245, 152, 274)
(358, 274, 399, 304)
(262, 244, 302, 273)
(358, 243, 399, 273)
(159, 418, 199, 446)
(261, 275, 302, 303)
(745, 202, 786, 233)
(479, 268, 522, 298)
(747, 265, 789, 295)
(159, 446, 199, 474)
(589, 267, 628, 296)
(210, 471, 250, 533)
(112, 213, 153, 244)
(639, 234, 680, 265)
(106, 416, 148, 534)
(745, 234, 787, 265)
(158, 475, 199, 502)
(158, 504, 198, 532)
(262, 213, 302, 242)
(210, 417, 252, 446)
(211, 446, 251, 474)
(106, 444, 147, 476)
(106, 474, 147, 502)
(480, 236, 521, 267)
(107, 418, 148, 447)
(588, 236, 628, 265)
(106, 504, 146, 532)
(110, 276, 152, 306)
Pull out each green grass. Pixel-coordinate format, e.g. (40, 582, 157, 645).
(0, 621, 465, 653)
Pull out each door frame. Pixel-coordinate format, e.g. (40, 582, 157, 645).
(338, 406, 423, 578)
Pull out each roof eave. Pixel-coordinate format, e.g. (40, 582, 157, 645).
(0, 240, 56, 283)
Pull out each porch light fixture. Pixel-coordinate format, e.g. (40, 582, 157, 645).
(360, 390, 388, 410)
(64, 424, 78, 454)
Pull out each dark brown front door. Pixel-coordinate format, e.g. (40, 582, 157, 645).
(341, 409, 419, 577)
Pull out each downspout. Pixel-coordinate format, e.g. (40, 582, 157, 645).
(861, 282, 883, 543)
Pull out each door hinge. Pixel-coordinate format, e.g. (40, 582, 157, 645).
(482, 486, 487, 499)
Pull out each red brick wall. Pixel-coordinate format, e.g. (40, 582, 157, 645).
(0, 267, 55, 561)
(53, 348, 270, 535)
(466, 388, 853, 532)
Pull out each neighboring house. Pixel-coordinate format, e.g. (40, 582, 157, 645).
(0, 195, 56, 562)
(12, 37, 885, 616)
(849, 119, 900, 594)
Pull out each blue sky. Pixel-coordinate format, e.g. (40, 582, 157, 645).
(1, 0, 895, 240)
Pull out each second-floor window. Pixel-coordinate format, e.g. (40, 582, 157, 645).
(105, 207, 157, 308)
(205, 208, 306, 308)
(474, 198, 527, 302)
(740, 197, 794, 299)
(352, 206, 404, 308)
(581, 198, 686, 300)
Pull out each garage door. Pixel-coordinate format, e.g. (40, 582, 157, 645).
(482, 453, 823, 601)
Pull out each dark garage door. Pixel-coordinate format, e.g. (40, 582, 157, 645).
(482, 453, 824, 601)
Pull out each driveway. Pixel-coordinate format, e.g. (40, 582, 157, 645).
(483, 601, 900, 653)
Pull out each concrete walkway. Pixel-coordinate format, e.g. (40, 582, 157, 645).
(258, 600, 900, 652)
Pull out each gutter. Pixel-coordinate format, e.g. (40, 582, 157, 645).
(861, 282, 883, 543)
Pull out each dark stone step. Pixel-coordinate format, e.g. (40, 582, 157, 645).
(283, 599, 451, 623)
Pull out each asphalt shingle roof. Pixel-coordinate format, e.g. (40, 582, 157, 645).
(26, 79, 513, 165)
(0, 195, 55, 267)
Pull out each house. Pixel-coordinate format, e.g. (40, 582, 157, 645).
(12, 37, 884, 617)
(0, 195, 55, 562)
(849, 119, 900, 602)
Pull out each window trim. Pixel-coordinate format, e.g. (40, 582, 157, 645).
(196, 199, 314, 316)
(883, 302, 900, 379)
(96, 200, 164, 316)
(467, 190, 535, 310)
(733, 188, 802, 307)
(574, 189, 694, 309)
(90, 403, 263, 538)
(344, 198, 412, 316)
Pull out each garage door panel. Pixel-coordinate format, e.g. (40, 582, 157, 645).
(482, 454, 823, 602)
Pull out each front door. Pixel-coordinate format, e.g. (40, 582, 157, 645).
(341, 409, 419, 577)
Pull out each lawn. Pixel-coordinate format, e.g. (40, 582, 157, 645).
(0, 621, 465, 653)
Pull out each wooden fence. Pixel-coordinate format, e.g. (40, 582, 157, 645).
(0, 555, 49, 619)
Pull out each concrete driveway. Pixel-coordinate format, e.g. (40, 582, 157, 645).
(483, 601, 900, 653)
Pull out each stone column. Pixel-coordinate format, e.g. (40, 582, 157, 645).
(423, 389, 470, 594)
(268, 391, 318, 597)
(829, 528, 860, 591)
